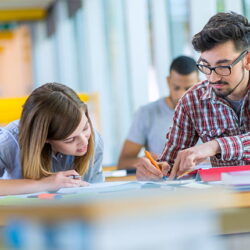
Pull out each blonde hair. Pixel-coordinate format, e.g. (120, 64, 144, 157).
(19, 83, 95, 179)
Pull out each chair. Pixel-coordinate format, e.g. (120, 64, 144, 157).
(0, 92, 101, 130)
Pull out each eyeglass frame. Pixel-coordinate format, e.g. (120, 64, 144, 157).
(196, 50, 248, 76)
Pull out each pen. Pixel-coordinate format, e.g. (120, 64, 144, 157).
(69, 175, 82, 180)
(177, 169, 195, 180)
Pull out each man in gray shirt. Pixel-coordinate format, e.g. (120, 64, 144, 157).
(118, 56, 199, 170)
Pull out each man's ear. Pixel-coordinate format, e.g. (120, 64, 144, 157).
(245, 52, 250, 70)
(166, 76, 170, 87)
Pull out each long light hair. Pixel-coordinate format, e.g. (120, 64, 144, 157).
(19, 83, 95, 179)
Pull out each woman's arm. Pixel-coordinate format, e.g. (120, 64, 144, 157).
(0, 170, 89, 196)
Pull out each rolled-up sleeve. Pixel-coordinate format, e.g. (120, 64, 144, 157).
(216, 132, 250, 161)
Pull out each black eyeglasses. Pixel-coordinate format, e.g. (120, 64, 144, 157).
(196, 50, 248, 76)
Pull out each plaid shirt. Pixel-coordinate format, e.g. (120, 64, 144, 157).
(159, 80, 250, 167)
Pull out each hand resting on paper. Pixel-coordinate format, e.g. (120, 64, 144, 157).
(39, 170, 89, 192)
(169, 140, 220, 180)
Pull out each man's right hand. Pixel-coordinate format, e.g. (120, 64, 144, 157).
(136, 157, 170, 181)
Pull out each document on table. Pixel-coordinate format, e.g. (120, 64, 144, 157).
(57, 181, 141, 194)
(57, 179, 201, 194)
(0, 180, 212, 204)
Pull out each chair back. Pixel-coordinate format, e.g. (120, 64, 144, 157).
(0, 92, 101, 130)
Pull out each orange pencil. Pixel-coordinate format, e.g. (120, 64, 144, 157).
(177, 169, 195, 179)
(144, 150, 161, 171)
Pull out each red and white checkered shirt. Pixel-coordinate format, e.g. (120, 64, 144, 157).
(159, 80, 250, 167)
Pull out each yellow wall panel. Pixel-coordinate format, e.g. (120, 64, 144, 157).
(0, 8, 46, 21)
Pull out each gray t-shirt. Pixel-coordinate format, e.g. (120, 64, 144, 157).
(127, 98, 174, 155)
(226, 98, 243, 117)
(0, 120, 104, 183)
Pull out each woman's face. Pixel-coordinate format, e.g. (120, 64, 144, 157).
(48, 113, 91, 156)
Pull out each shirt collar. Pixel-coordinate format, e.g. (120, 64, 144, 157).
(52, 152, 64, 160)
(200, 80, 214, 101)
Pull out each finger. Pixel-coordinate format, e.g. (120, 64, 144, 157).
(136, 166, 162, 181)
(63, 183, 80, 188)
(142, 158, 163, 176)
(136, 169, 147, 181)
(142, 164, 163, 179)
(176, 157, 187, 177)
(79, 181, 90, 187)
(169, 157, 180, 180)
(64, 178, 82, 185)
(136, 167, 149, 181)
(159, 162, 170, 176)
(169, 166, 177, 180)
(136, 166, 150, 181)
(69, 175, 82, 180)
(62, 180, 89, 188)
(63, 170, 79, 177)
(177, 156, 195, 176)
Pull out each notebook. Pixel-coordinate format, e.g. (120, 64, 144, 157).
(195, 165, 250, 182)
(221, 170, 250, 185)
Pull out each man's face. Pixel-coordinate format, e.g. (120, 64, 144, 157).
(167, 70, 199, 106)
(198, 41, 249, 99)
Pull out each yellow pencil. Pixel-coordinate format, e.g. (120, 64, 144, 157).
(144, 150, 161, 171)
(177, 169, 194, 179)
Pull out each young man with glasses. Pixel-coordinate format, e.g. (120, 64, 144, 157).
(136, 12, 250, 181)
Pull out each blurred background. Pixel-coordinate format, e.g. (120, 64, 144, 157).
(0, 0, 249, 165)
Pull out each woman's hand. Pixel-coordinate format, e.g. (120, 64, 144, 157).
(39, 170, 89, 192)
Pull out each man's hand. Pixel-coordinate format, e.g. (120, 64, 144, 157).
(169, 140, 220, 179)
(136, 157, 170, 181)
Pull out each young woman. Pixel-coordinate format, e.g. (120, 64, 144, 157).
(0, 83, 103, 195)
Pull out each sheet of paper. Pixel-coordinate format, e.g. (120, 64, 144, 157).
(0, 179, 214, 203)
(57, 179, 203, 194)
(162, 179, 196, 185)
(57, 181, 140, 194)
(183, 182, 212, 189)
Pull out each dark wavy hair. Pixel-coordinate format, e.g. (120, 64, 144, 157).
(170, 56, 198, 75)
(192, 12, 250, 52)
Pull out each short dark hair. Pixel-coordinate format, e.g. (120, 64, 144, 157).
(170, 55, 197, 75)
(192, 12, 250, 52)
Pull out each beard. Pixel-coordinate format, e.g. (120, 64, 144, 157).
(210, 69, 245, 98)
(210, 81, 232, 98)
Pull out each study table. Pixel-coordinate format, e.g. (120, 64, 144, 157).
(0, 177, 250, 250)
(106, 171, 250, 235)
